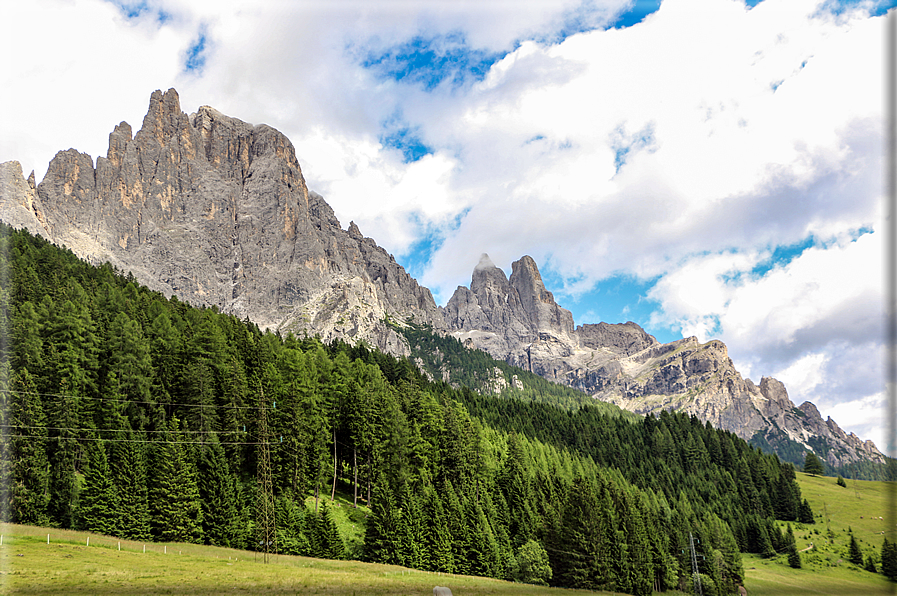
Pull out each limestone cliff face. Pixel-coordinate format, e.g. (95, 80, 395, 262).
(0, 161, 50, 240)
(444, 255, 885, 467)
(1, 89, 442, 353)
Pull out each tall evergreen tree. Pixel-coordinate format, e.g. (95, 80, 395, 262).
(848, 532, 864, 566)
(198, 437, 237, 547)
(421, 484, 453, 572)
(8, 369, 50, 525)
(76, 437, 119, 535)
(314, 500, 344, 560)
(111, 428, 151, 540)
(149, 418, 203, 543)
(882, 538, 897, 581)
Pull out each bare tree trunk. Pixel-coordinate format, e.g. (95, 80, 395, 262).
(367, 453, 372, 505)
(353, 448, 358, 508)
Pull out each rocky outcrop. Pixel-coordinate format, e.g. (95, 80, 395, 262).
(444, 255, 886, 467)
(0, 89, 443, 354)
(0, 161, 51, 239)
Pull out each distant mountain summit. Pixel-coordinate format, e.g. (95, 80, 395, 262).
(443, 255, 885, 469)
(0, 88, 883, 470)
(1, 89, 442, 354)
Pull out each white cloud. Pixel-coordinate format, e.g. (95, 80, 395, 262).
(0, 0, 194, 180)
(0, 0, 889, 447)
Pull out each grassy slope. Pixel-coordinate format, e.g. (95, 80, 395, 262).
(0, 524, 602, 596)
(742, 472, 896, 596)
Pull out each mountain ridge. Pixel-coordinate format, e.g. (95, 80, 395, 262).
(0, 88, 883, 470)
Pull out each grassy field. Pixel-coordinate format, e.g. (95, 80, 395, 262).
(791, 471, 895, 557)
(738, 471, 897, 596)
(0, 523, 606, 596)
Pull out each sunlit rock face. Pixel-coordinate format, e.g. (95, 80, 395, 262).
(444, 256, 885, 467)
(0, 89, 444, 354)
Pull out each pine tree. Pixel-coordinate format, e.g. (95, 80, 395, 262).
(421, 484, 453, 572)
(111, 428, 151, 540)
(797, 498, 815, 524)
(362, 477, 399, 564)
(199, 438, 237, 547)
(848, 533, 864, 566)
(803, 452, 824, 476)
(77, 438, 119, 535)
(150, 418, 203, 543)
(8, 369, 50, 525)
(315, 500, 344, 559)
(882, 538, 897, 581)
(786, 523, 801, 569)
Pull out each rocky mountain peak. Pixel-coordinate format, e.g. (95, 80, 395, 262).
(509, 256, 574, 338)
(0, 88, 443, 354)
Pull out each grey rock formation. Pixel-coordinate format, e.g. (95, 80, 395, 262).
(0, 89, 443, 353)
(0, 161, 51, 239)
(444, 255, 886, 467)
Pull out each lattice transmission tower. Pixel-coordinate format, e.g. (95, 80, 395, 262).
(256, 386, 276, 563)
(689, 532, 703, 596)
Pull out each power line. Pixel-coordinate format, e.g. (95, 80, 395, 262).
(0, 423, 256, 436)
(0, 432, 269, 446)
(0, 388, 273, 410)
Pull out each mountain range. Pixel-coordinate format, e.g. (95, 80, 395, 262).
(0, 88, 883, 470)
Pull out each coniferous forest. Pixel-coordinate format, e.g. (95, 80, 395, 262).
(0, 224, 819, 595)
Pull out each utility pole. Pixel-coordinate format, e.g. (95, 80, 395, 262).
(689, 532, 703, 596)
(256, 387, 276, 563)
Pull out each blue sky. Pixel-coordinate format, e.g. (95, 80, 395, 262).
(0, 0, 892, 450)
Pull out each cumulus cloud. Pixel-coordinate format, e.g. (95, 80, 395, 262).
(0, 0, 889, 446)
(0, 0, 194, 179)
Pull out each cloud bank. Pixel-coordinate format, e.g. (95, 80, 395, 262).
(0, 0, 890, 449)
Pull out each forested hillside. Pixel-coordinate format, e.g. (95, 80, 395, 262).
(0, 224, 815, 595)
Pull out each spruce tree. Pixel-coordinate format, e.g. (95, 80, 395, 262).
(362, 477, 398, 564)
(199, 438, 237, 547)
(422, 484, 453, 572)
(803, 452, 824, 476)
(77, 438, 119, 535)
(797, 499, 815, 524)
(8, 369, 50, 525)
(848, 533, 864, 566)
(150, 418, 203, 543)
(882, 538, 897, 581)
(315, 500, 344, 559)
(786, 524, 801, 569)
(111, 429, 151, 540)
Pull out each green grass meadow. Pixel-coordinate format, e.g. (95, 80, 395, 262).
(740, 471, 897, 596)
(0, 523, 602, 596)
